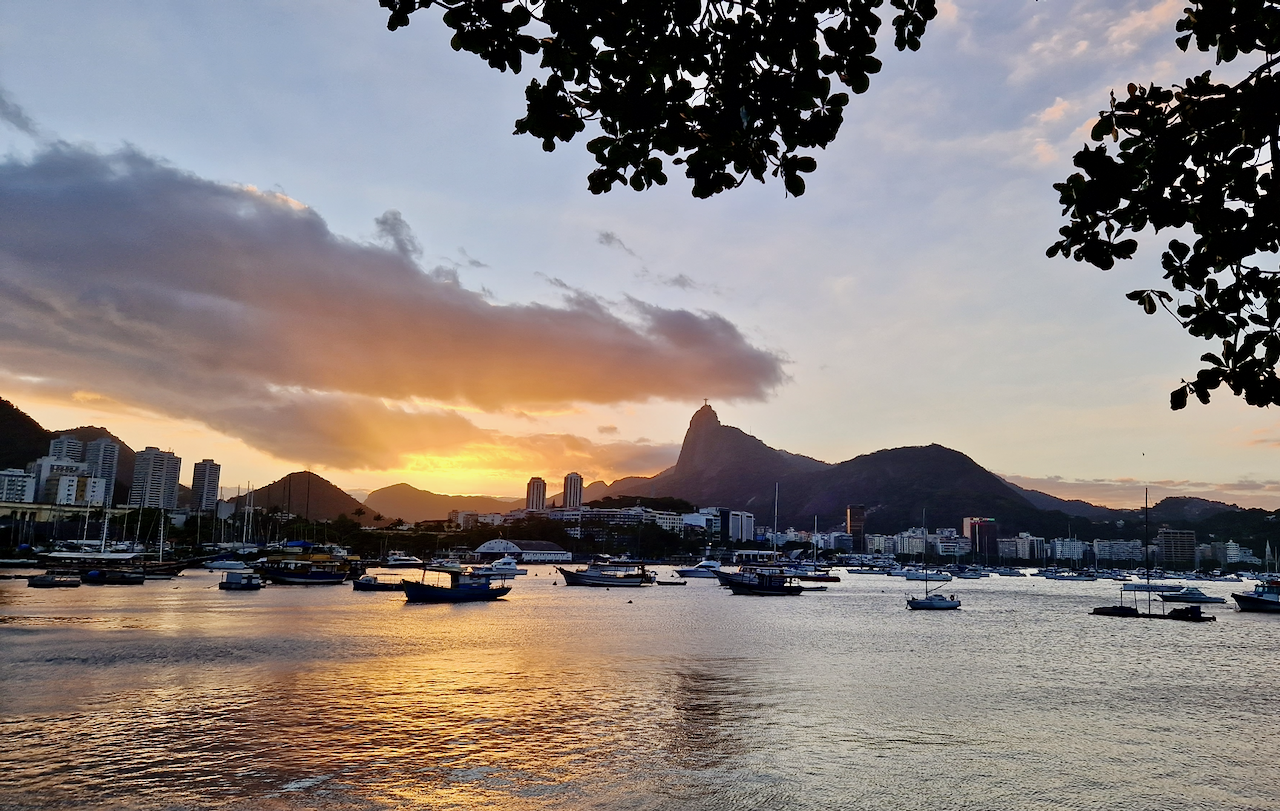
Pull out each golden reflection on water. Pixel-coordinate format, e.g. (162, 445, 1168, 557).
(2, 569, 1280, 810)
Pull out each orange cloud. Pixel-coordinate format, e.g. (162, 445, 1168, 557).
(0, 143, 784, 470)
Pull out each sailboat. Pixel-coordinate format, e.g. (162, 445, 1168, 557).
(906, 508, 960, 609)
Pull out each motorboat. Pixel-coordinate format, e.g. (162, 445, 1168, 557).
(907, 592, 961, 610)
(382, 551, 427, 568)
(1159, 587, 1226, 604)
(556, 561, 656, 587)
(352, 574, 404, 592)
(1044, 571, 1097, 581)
(994, 567, 1026, 577)
(713, 565, 805, 596)
(218, 571, 263, 591)
(471, 556, 528, 576)
(81, 569, 146, 585)
(902, 569, 952, 582)
(403, 566, 512, 603)
(1231, 580, 1280, 612)
(674, 559, 721, 578)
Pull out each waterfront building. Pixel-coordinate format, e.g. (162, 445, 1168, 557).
(190, 459, 221, 513)
(472, 538, 571, 563)
(963, 517, 998, 558)
(1156, 528, 1197, 567)
(448, 510, 480, 530)
(1050, 537, 1089, 561)
(563, 472, 583, 509)
(1093, 539, 1143, 562)
(130, 447, 181, 509)
(84, 437, 120, 506)
(0, 468, 36, 503)
(525, 477, 546, 512)
(27, 456, 89, 501)
(48, 434, 84, 462)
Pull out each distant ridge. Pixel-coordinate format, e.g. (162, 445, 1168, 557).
(365, 483, 522, 523)
(234, 471, 374, 525)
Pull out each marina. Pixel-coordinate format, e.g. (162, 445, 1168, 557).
(4, 566, 1278, 810)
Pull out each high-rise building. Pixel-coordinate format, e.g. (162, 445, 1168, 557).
(0, 468, 36, 502)
(190, 459, 221, 513)
(48, 434, 84, 461)
(84, 437, 120, 506)
(846, 504, 866, 553)
(963, 517, 998, 558)
(526, 477, 546, 512)
(130, 447, 181, 509)
(26, 456, 88, 502)
(563, 472, 583, 509)
(1156, 529, 1196, 567)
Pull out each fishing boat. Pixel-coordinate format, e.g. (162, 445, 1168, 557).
(352, 574, 404, 592)
(218, 571, 263, 591)
(1231, 580, 1280, 612)
(714, 565, 805, 596)
(556, 560, 656, 587)
(402, 566, 512, 603)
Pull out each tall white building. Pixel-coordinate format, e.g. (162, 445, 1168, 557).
(84, 437, 120, 506)
(130, 447, 181, 509)
(27, 456, 88, 502)
(525, 477, 546, 512)
(0, 468, 36, 502)
(190, 459, 221, 513)
(563, 472, 583, 509)
(51, 475, 107, 507)
(48, 434, 84, 461)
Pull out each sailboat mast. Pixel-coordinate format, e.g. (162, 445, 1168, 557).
(772, 482, 779, 557)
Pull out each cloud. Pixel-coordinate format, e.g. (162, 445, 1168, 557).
(597, 424, 619, 435)
(1005, 474, 1280, 510)
(0, 87, 40, 138)
(597, 230, 639, 258)
(0, 142, 785, 469)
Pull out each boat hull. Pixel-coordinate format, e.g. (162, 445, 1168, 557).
(260, 570, 348, 585)
(81, 569, 146, 585)
(402, 581, 511, 603)
(907, 596, 961, 610)
(556, 566, 655, 587)
(1231, 592, 1280, 612)
(353, 578, 404, 592)
(714, 569, 804, 596)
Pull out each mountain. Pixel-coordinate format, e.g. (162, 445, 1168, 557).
(1148, 496, 1241, 522)
(592, 405, 1088, 534)
(1003, 481, 1124, 521)
(234, 471, 374, 524)
(0, 397, 49, 469)
(364, 483, 517, 522)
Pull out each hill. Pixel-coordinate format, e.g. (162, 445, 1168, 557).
(364, 483, 522, 523)
(234, 471, 375, 525)
(0, 398, 50, 469)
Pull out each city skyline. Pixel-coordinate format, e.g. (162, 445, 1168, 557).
(4, 2, 1280, 509)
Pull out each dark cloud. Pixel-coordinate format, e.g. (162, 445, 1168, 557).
(0, 88, 39, 138)
(0, 143, 784, 468)
(597, 230, 639, 258)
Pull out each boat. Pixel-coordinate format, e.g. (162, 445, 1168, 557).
(218, 571, 263, 591)
(1091, 604, 1140, 617)
(1044, 571, 1097, 581)
(902, 569, 952, 582)
(471, 555, 528, 576)
(382, 551, 427, 568)
(656, 579, 688, 586)
(1231, 580, 1280, 612)
(81, 568, 146, 585)
(402, 566, 512, 603)
(994, 567, 1026, 577)
(906, 592, 962, 610)
(205, 558, 252, 570)
(714, 565, 805, 596)
(257, 545, 359, 585)
(27, 570, 82, 588)
(556, 560, 656, 587)
(1122, 582, 1185, 593)
(1159, 587, 1227, 604)
(352, 574, 404, 592)
(674, 559, 722, 578)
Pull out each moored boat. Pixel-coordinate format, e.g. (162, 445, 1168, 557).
(382, 551, 427, 568)
(218, 571, 263, 591)
(403, 566, 512, 603)
(556, 561, 656, 587)
(714, 565, 805, 596)
(674, 559, 721, 578)
(27, 570, 82, 588)
(907, 592, 961, 610)
(352, 574, 404, 592)
(1159, 587, 1226, 604)
(471, 555, 528, 576)
(1231, 580, 1280, 612)
(81, 568, 146, 585)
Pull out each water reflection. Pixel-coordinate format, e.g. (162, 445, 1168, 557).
(1, 570, 1279, 810)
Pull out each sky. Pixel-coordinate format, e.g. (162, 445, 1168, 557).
(2, 0, 1280, 510)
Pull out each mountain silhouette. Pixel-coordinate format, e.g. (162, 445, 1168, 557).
(364, 483, 517, 522)
(233, 471, 373, 524)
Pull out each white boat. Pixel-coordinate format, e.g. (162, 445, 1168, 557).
(383, 552, 427, 568)
(1159, 586, 1226, 604)
(1231, 580, 1280, 612)
(205, 559, 251, 570)
(903, 570, 952, 582)
(675, 560, 722, 578)
(472, 555, 528, 576)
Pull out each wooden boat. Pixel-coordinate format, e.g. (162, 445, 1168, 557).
(714, 565, 805, 596)
(402, 566, 511, 603)
(556, 561, 656, 587)
(352, 574, 404, 592)
(257, 546, 359, 585)
(27, 570, 82, 588)
(218, 571, 263, 591)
